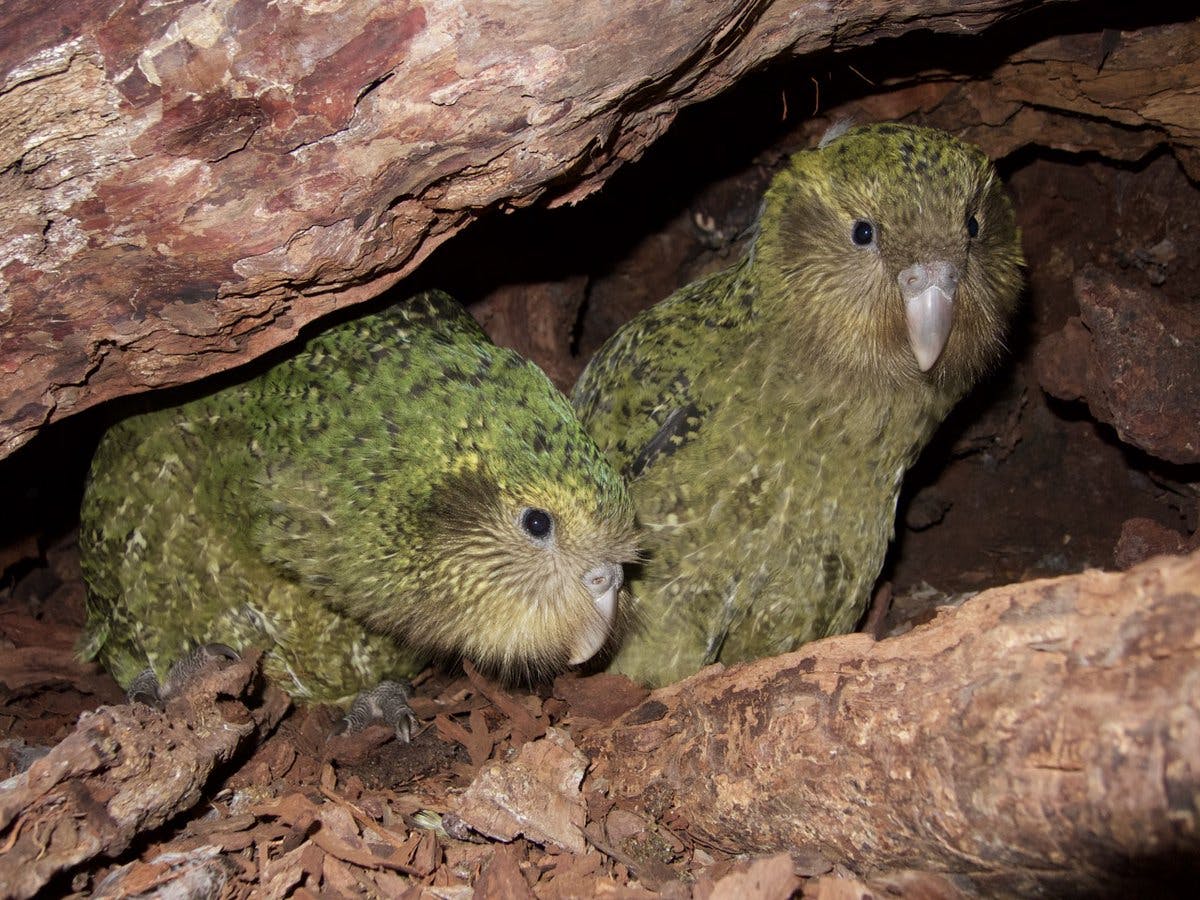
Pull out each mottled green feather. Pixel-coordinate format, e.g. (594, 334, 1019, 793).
(574, 124, 1024, 686)
(81, 291, 638, 703)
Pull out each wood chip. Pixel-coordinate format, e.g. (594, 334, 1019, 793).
(701, 853, 800, 900)
(435, 710, 495, 769)
(473, 843, 535, 899)
(464, 662, 546, 743)
(552, 673, 650, 724)
(454, 728, 588, 854)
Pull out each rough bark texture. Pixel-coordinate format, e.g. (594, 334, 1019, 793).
(0, 651, 289, 900)
(906, 19, 1200, 176)
(0, 0, 1063, 460)
(583, 550, 1200, 897)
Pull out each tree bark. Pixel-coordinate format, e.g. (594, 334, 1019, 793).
(582, 550, 1200, 897)
(0, 652, 289, 900)
(0, 0, 1062, 460)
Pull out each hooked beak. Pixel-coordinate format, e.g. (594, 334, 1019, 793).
(898, 260, 959, 371)
(569, 563, 623, 665)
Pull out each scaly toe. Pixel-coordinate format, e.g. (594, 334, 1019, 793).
(338, 679, 417, 743)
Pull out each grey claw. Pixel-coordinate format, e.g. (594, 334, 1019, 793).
(339, 680, 417, 743)
(130, 643, 243, 704)
(126, 667, 164, 706)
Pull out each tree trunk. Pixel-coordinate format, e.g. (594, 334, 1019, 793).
(582, 550, 1200, 897)
(1, 0, 1061, 459)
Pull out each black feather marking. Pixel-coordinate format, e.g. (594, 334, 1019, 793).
(821, 551, 848, 592)
(627, 401, 705, 479)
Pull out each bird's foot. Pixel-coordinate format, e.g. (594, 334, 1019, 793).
(126, 643, 241, 707)
(336, 679, 417, 743)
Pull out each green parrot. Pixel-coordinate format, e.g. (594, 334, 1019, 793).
(573, 123, 1024, 686)
(79, 291, 638, 715)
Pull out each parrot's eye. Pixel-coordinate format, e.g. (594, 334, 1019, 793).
(967, 215, 980, 239)
(520, 508, 554, 540)
(851, 219, 875, 247)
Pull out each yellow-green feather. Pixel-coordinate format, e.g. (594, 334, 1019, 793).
(574, 124, 1023, 686)
(81, 291, 636, 702)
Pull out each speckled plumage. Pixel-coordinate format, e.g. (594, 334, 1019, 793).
(573, 124, 1024, 686)
(80, 291, 638, 703)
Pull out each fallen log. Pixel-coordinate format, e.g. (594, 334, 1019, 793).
(583, 551, 1200, 897)
(0, 651, 289, 900)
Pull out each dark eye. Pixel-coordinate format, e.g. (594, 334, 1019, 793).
(521, 508, 553, 539)
(851, 219, 875, 247)
(967, 215, 980, 239)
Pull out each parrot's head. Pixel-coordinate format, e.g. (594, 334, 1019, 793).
(399, 356, 640, 680)
(754, 122, 1024, 393)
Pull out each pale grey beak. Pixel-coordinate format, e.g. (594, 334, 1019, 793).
(569, 563, 623, 665)
(898, 260, 959, 371)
